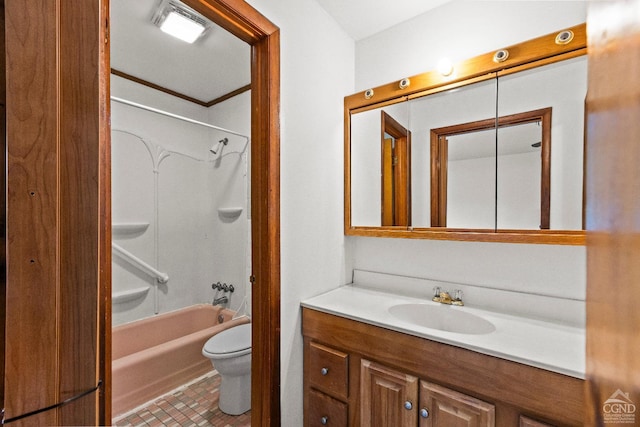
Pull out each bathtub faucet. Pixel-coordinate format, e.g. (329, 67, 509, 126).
(213, 296, 228, 305)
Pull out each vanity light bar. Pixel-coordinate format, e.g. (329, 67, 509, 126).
(348, 23, 586, 109)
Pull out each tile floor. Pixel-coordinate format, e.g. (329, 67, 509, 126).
(113, 371, 251, 427)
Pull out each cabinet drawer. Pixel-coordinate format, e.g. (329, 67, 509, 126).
(308, 342, 349, 400)
(308, 389, 348, 427)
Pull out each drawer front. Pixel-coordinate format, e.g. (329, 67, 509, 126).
(308, 389, 348, 427)
(308, 342, 349, 400)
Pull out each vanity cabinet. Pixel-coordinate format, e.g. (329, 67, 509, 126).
(360, 359, 494, 426)
(302, 307, 584, 426)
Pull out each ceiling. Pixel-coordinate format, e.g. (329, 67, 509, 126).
(315, 0, 453, 40)
(110, 0, 251, 105)
(110, 0, 451, 106)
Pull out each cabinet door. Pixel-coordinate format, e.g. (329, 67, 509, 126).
(519, 415, 555, 427)
(420, 381, 495, 427)
(360, 359, 418, 427)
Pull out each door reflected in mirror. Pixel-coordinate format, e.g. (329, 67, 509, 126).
(381, 111, 411, 226)
(351, 102, 409, 227)
(431, 108, 551, 230)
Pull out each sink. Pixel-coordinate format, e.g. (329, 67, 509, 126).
(388, 303, 496, 335)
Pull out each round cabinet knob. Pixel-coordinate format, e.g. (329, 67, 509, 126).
(420, 408, 429, 418)
(321, 416, 328, 425)
(321, 367, 329, 376)
(404, 401, 413, 410)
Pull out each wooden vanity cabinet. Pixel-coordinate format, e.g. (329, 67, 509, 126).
(302, 307, 584, 427)
(360, 359, 494, 427)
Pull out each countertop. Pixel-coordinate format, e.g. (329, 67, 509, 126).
(301, 284, 585, 379)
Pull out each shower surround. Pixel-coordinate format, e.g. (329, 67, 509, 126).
(111, 75, 251, 325)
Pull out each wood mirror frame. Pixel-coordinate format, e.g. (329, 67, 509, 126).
(344, 23, 586, 245)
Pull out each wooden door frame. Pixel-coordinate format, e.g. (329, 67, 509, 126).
(100, 0, 281, 424)
(429, 108, 552, 229)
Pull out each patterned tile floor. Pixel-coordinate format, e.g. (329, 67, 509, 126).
(113, 371, 251, 427)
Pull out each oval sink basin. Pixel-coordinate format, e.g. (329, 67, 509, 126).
(388, 303, 496, 335)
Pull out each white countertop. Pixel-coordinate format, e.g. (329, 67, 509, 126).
(301, 284, 585, 379)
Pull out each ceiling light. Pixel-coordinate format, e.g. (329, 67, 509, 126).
(152, 1, 210, 44)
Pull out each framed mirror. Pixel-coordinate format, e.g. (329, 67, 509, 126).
(345, 24, 587, 244)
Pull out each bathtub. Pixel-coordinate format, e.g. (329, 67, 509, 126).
(112, 304, 250, 417)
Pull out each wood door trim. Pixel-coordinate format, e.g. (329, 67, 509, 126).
(111, 68, 252, 108)
(430, 107, 552, 230)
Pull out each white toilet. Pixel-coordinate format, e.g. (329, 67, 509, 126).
(202, 323, 252, 415)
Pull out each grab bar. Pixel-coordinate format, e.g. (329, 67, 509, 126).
(112, 243, 169, 284)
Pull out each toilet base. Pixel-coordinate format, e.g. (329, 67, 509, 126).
(219, 371, 251, 415)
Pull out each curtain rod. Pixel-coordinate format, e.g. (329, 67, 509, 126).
(110, 96, 250, 140)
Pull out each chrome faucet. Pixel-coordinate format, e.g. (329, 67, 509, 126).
(213, 295, 228, 305)
(432, 287, 464, 306)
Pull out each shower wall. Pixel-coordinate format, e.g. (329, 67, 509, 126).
(111, 75, 251, 325)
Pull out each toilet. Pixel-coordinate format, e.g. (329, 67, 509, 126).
(202, 323, 252, 415)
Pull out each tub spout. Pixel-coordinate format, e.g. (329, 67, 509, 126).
(213, 296, 228, 305)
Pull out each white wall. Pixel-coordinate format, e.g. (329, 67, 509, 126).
(237, 0, 586, 423)
(244, 0, 355, 424)
(350, 0, 587, 304)
(356, 1, 588, 91)
(207, 92, 252, 317)
(111, 76, 251, 325)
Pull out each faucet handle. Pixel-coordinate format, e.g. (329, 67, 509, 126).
(452, 289, 464, 306)
(432, 286, 442, 302)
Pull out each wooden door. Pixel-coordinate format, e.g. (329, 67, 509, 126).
(360, 359, 418, 427)
(585, 0, 640, 425)
(3, 0, 109, 425)
(380, 111, 411, 226)
(419, 381, 495, 427)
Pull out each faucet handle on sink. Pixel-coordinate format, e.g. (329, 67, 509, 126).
(452, 290, 464, 306)
(432, 286, 442, 303)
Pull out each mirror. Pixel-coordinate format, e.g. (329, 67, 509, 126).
(430, 107, 551, 230)
(351, 101, 408, 227)
(345, 24, 587, 244)
(497, 56, 586, 231)
(408, 78, 498, 229)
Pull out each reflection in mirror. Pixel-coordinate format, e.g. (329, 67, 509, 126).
(408, 78, 498, 228)
(381, 112, 411, 226)
(431, 108, 551, 230)
(498, 56, 586, 230)
(431, 126, 496, 229)
(351, 102, 408, 227)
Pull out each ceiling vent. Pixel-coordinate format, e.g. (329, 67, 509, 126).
(151, 0, 211, 44)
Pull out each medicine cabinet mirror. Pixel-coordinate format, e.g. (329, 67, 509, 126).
(345, 24, 587, 244)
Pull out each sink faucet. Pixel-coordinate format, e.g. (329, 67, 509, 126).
(432, 287, 464, 306)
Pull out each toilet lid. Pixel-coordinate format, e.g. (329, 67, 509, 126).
(204, 323, 251, 355)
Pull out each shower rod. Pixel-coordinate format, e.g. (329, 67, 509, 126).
(110, 96, 250, 141)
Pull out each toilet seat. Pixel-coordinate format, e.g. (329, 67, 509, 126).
(203, 323, 251, 359)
